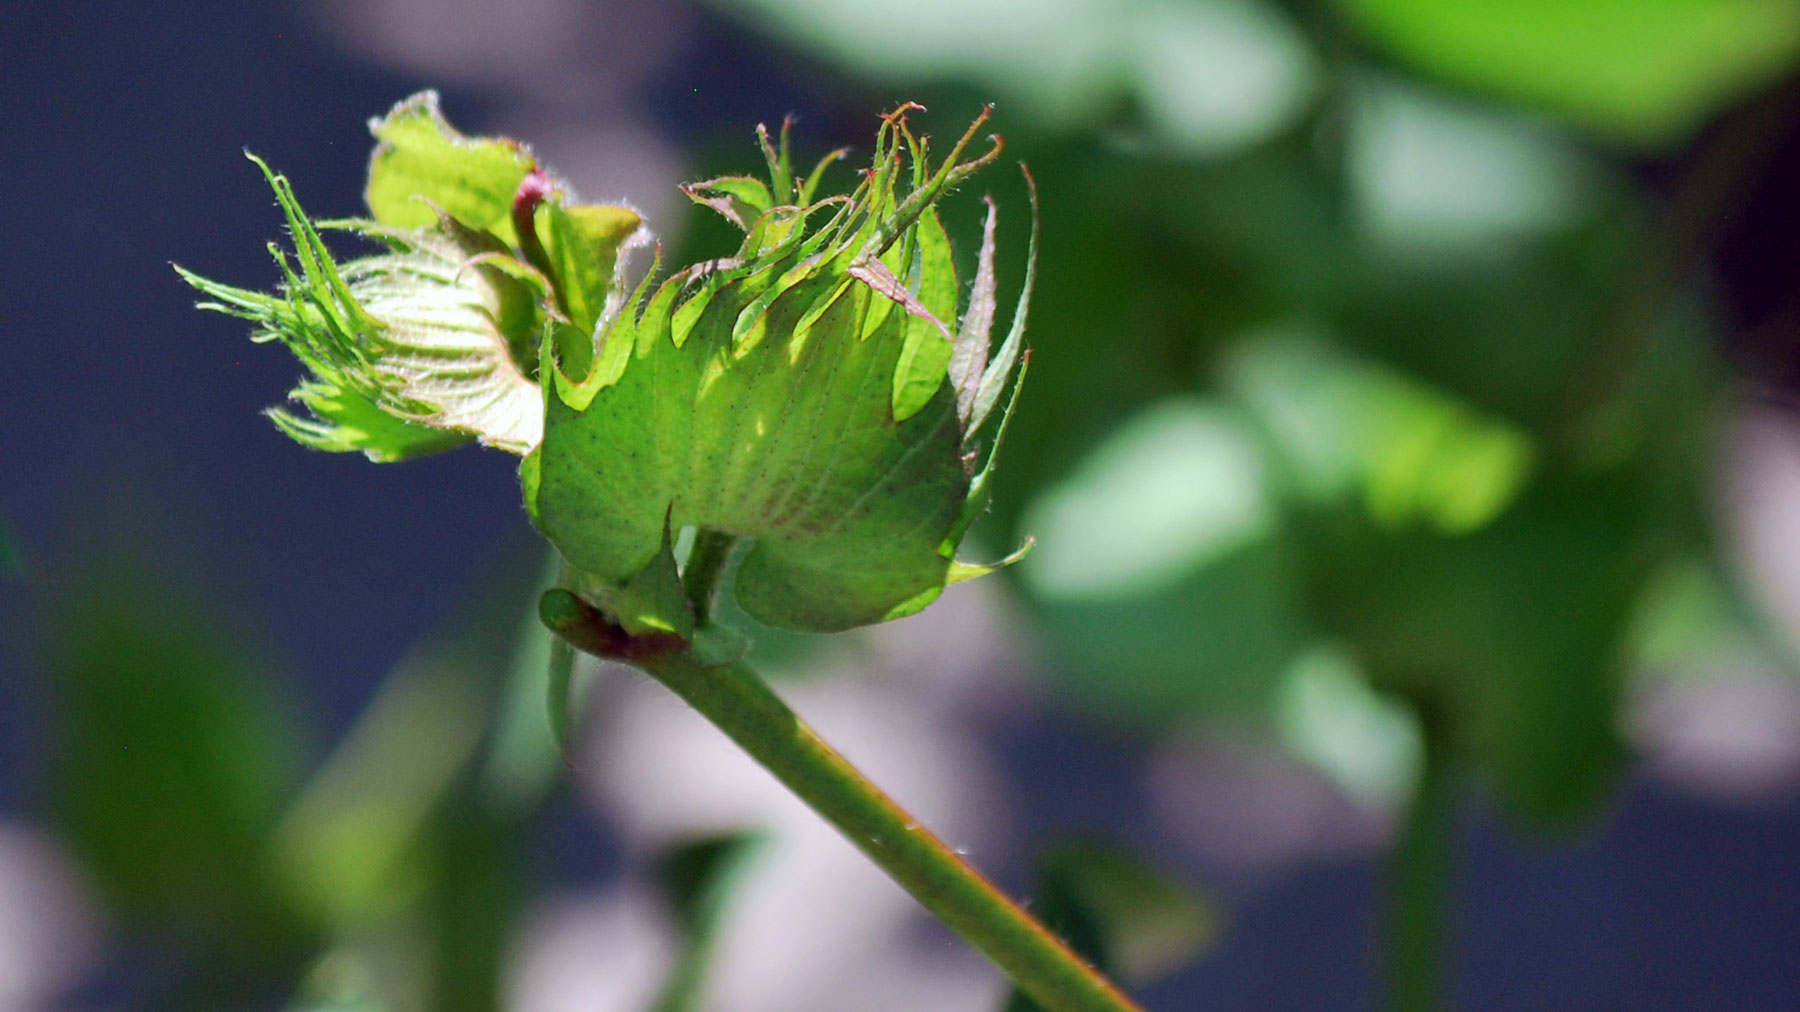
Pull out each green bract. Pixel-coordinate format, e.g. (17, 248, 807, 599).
(182, 95, 1033, 633)
(528, 107, 1037, 633)
(177, 91, 646, 461)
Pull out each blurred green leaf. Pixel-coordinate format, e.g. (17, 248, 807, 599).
(273, 544, 549, 1012)
(1328, 143, 1650, 437)
(1334, 248, 1624, 434)
(1334, 0, 1800, 144)
(1019, 311, 1706, 827)
(1003, 841, 1216, 1011)
(1276, 646, 1423, 806)
(713, 0, 1319, 156)
(647, 831, 766, 1012)
(483, 551, 580, 801)
(272, 646, 490, 927)
(1297, 470, 1664, 827)
(1025, 399, 1273, 597)
(965, 127, 1351, 541)
(44, 561, 313, 984)
(1631, 559, 1740, 667)
(1625, 554, 1800, 698)
(272, 544, 548, 930)
(1020, 398, 1309, 719)
(1224, 331, 1535, 536)
(425, 797, 520, 1012)
(1346, 79, 1604, 256)
(274, 800, 522, 1012)
(579, 522, 696, 640)
(289, 949, 397, 1012)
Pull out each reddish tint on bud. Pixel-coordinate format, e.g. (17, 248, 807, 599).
(512, 168, 556, 269)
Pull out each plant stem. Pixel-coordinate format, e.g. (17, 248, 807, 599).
(540, 590, 1144, 1012)
(1386, 710, 1454, 1012)
(1556, 71, 1799, 444)
(680, 530, 736, 626)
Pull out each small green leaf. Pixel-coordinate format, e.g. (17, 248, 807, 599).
(1003, 842, 1217, 1011)
(364, 90, 535, 243)
(647, 832, 766, 1012)
(946, 539, 1034, 585)
(1276, 647, 1423, 806)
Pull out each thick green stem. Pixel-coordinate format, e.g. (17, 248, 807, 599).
(1387, 713, 1454, 1012)
(541, 590, 1143, 1012)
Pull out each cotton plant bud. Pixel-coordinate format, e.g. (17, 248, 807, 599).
(528, 106, 1038, 633)
(177, 91, 645, 461)
(180, 95, 1033, 635)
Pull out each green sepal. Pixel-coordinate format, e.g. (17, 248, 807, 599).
(682, 175, 776, 232)
(947, 539, 1035, 586)
(798, 145, 850, 205)
(364, 91, 535, 245)
(578, 517, 695, 640)
(534, 199, 647, 376)
(271, 378, 469, 462)
(880, 541, 1035, 623)
(949, 350, 1032, 548)
(888, 207, 959, 422)
(966, 167, 1039, 440)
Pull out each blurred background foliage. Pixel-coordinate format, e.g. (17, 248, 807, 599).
(701, 0, 1787, 827)
(5, 0, 1800, 1008)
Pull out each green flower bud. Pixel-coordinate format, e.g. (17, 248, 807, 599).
(177, 92, 645, 462)
(528, 106, 1038, 633)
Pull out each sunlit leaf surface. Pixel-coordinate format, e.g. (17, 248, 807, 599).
(1334, 0, 1800, 144)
